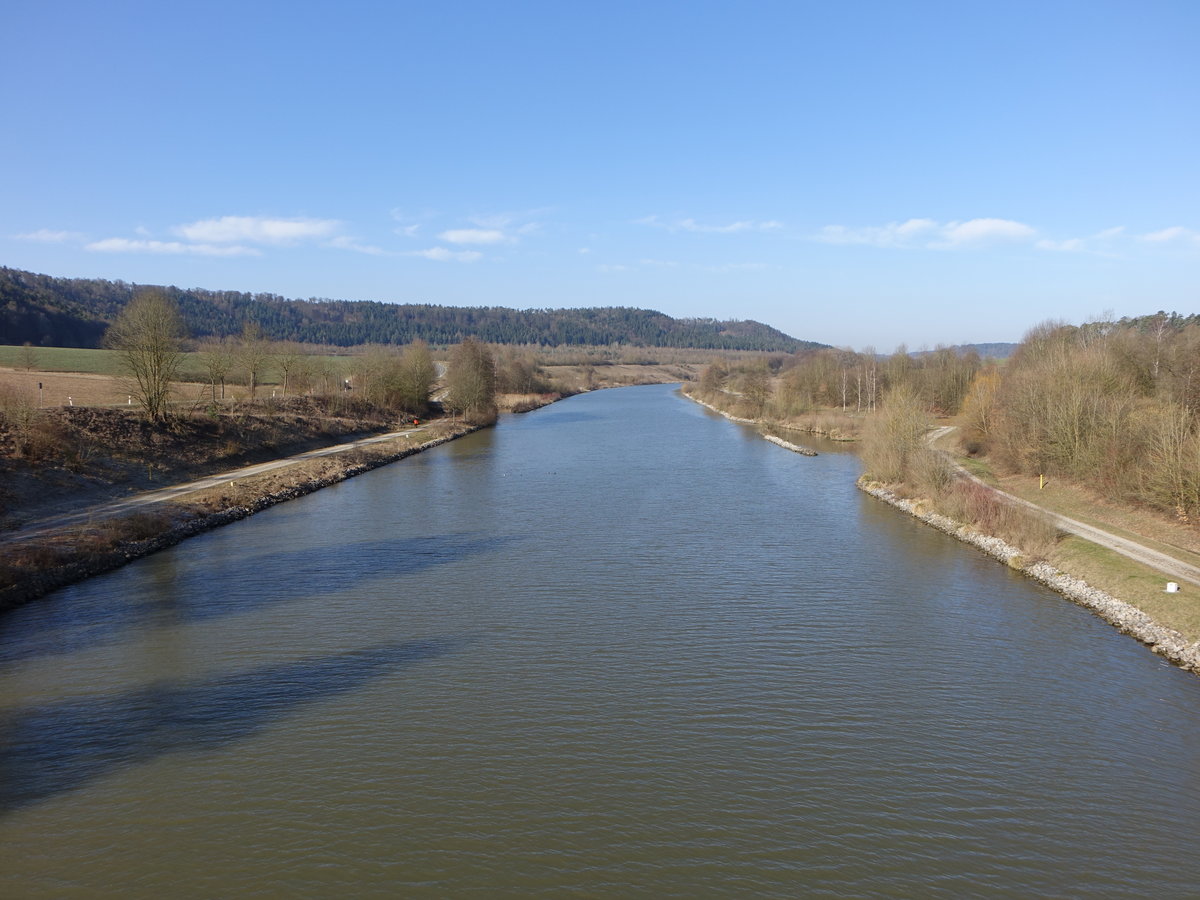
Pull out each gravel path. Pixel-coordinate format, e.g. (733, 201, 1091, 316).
(1, 424, 432, 544)
(928, 425, 1200, 587)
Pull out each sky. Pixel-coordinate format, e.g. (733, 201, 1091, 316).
(2, 0, 1197, 351)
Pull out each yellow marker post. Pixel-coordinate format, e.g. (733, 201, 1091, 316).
(1040, 474, 1045, 490)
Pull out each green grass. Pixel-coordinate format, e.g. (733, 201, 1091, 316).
(955, 454, 999, 484)
(0, 345, 356, 386)
(1051, 536, 1200, 642)
(0, 345, 124, 375)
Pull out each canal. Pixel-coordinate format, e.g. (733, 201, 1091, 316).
(2, 384, 1199, 897)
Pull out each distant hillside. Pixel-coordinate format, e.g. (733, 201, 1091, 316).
(950, 342, 1018, 359)
(911, 342, 1018, 360)
(0, 267, 819, 353)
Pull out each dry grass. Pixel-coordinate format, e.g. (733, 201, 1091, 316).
(776, 409, 863, 440)
(939, 479, 1060, 560)
(0, 367, 210, 409)
(996, 470, 1200, 560)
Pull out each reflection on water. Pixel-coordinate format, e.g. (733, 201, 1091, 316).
(1, 385, 1199, 899)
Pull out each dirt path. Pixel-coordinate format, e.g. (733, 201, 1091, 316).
(928, 426, 1200, 587)
(2, 423, 436, 543)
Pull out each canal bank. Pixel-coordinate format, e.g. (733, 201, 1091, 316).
(683, 388, 1200, 675)
(858, 478, 1200, 674)
(0, 423, 483, 610)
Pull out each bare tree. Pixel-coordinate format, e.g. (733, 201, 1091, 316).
(446, 338, 497, 424)
(861, 383, 929, 484)
(274, 343, 304, 396)
(740, 362, 771, 419)
(396, 340, 437, 414)
(197, 337, 235, 401)
(698, 359, 727, 395)
(236, 322, 271, 398)
(105, 289, 185, 420)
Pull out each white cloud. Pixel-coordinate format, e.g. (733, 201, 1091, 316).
(15, 228, 85, 243)
(817, 217, 1036, 249)
(409, 247, 483, 262)
(439, 228, 510, 245)
(86, 238, 260, 257)
(638, 215, 783, 234)
(326, 235, 389, 256)
(940, 218, 1036, 245)
(396, 224, 422, 238)
(174, 215, 340, 244)
(434, 210, 547, 246)
(1036, 238, 1087, 253)
(1140, 226, 1200, 246)
(1035, 227, 1126, 254)
(469, 208, 551, 229)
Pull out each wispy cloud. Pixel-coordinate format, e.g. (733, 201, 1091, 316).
(408, 247, 483, 263)
(816, 217, 1036, 249)
(1036, 227, 1125, 254)
(15, 228, 86, 243)
(326, 235, 389, 256)
(1140, 226, 1200, 247)
(174, 215, 340, 245)
(439, 228, 510, 245)
(86, 238, 261, 257)
(391, 208, 438, 238)
(637, 215, 784, 234)
(85, 214, 389, 258)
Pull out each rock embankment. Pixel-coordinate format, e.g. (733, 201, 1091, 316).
(686, 393, 758, 424)
(0, 428, 477, 610)
(858, 477, 1200, 674)
(763, 435, 818, 456)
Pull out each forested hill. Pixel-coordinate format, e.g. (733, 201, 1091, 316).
(0, 267, 819, 352)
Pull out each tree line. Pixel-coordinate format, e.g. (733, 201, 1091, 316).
(1, 266, 817, 352)
(699, 313, 1200, 522)
(695, 344, 983, 422)
(961, 314, 1200, 520)
(109, 290, 506, 425)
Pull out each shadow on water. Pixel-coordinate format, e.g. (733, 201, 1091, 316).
(0, 638, 463, 813)
(0, 533, 516, 668)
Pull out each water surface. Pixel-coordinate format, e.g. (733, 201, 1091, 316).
(2, 384, 1199, 897)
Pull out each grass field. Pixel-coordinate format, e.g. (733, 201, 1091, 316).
(0, 369, 211, 408)
(0, 346, 125, 376)
(943, 437, 1200, 643)
(0, 345, 355, 386)
(1051, 536, 1200, 642)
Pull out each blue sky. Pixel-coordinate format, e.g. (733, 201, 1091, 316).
(2, 0, 1196, 350)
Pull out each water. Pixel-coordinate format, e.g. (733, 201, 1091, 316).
(2, 384, 1199, 897)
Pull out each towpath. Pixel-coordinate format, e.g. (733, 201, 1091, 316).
(928, 425, 1200, 587)
(2, 423, 435, 544)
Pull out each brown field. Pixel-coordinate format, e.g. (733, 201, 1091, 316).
(0, 367, 250, 410)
